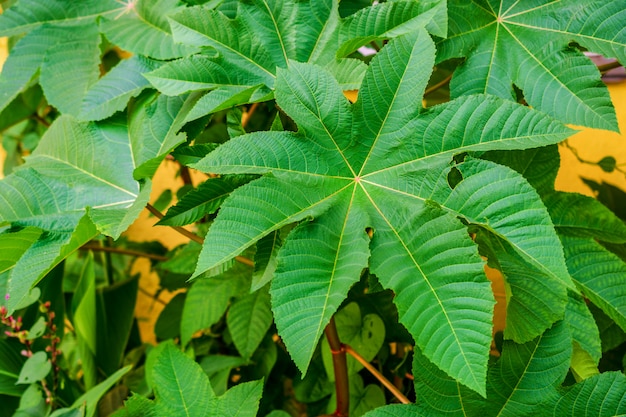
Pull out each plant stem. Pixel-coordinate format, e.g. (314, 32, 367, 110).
(146, 203, 204, 244)
(324, 317, 350, 417)
(104, 236, 115, 286)
(597, 60, 623, 73)
(80, 244, 168, 261)
(344, 345, 411, 404)
(242, 102, 259, 128)
(424, 73, 452, 97)
(144, 203, 254, 267)
(180, 165, 193, 186)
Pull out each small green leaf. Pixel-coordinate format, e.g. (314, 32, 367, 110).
(152, 344, 214, 416)
(130, 92, 204, 180)
(570, 343, 599, 382)
(227, 285, 273, 359)
(337, 0, 447, 56)
(327, 374, 385, 417)
(215, 380, 263, 417)
(72, 253, 97, 389)
(180, 264, 250, 346)
(52, 366, 131, 417)
(16, 352, 51, 385)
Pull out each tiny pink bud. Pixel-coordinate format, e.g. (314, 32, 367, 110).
(4, 294, 9, 300)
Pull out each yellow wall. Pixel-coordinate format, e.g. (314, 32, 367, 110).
(556, 83, 626, 195)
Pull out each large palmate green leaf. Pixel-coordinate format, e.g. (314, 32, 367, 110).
(438, 0, 624, 131)
(0, 115, 148, 312)
(189, 30, 574, 395)
(146, 0, 446, 121)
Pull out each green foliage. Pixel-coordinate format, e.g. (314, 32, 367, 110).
(0, 0, 625, 416)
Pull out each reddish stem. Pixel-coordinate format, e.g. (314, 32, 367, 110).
(324, 317, 350, 417)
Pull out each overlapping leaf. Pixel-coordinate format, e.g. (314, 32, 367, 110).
(0, 115, 147, 312)
(189, 30, 574, 394)
(146, 0, 446, 121)
(438, 0, 624, 131)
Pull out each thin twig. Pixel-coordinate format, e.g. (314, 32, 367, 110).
(137, 286, 167, 306)
(145, 203, 254, 267)
(424, 73, 452, 97)
(325, 317, 350, 417)
(146, 203, 204, 244)
(180, 165, 193, 186)
(344, 344, 411, 404)
(80, 244, 168, 261)
(31, 114, 51, 128)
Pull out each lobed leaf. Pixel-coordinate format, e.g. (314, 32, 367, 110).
(192, 30, 576, 394)
(272, 199, 370, 373)
(180, 264, 250, 346)
(438, 0, 622, 131)
(152, 0, 447, 120)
